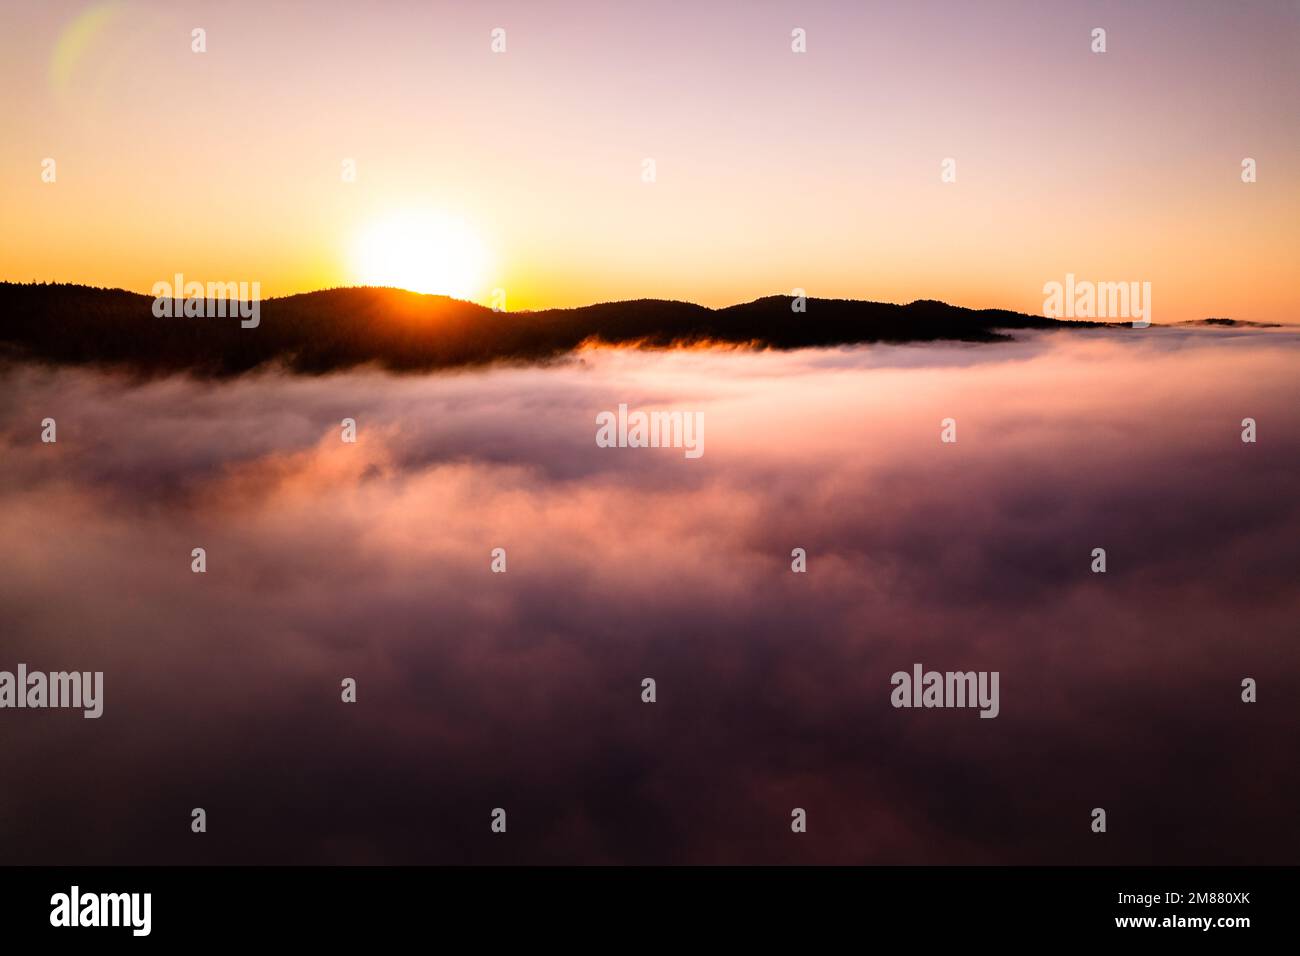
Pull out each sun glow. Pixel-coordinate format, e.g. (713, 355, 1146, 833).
(351, 212, 491, 300)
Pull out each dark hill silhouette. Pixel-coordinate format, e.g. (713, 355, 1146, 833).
(1177, 317, 1280, 328)
(0, 282, 1104, 377)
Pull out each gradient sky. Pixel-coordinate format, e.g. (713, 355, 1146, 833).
(2, 0, 1297, 319)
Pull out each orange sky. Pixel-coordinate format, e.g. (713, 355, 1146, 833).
(2, 0, 1297, 321)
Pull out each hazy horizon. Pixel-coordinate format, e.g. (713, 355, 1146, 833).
(6, 280, 1298, 329)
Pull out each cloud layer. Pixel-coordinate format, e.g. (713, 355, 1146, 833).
(0, 328, 1297, 863)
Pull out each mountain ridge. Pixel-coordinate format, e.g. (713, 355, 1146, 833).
(0, 281, 1113, 377)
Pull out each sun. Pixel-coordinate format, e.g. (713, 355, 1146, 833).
(350, 211, 491, 300)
